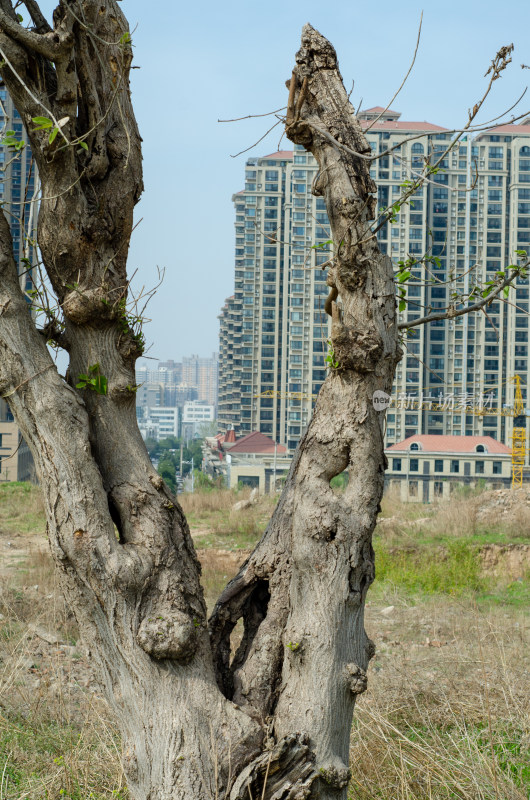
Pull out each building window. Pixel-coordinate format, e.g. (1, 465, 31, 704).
(409, 480, 418, 497)
(450, 460, 459, 473)
(410, 458, 419, 472)
(434, 459, 443, 472)
(492, 461, 502, 475)
(475, 461, 485, 475)
(434, 481, 443, 498)
(392, 458, 402, 471)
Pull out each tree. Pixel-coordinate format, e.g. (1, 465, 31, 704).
(0, 7, 525, 800)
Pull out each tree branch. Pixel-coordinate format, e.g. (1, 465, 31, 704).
(0, 8, 72, 60)
(398, 268, 522, 330)
(23, 0, 51, 34)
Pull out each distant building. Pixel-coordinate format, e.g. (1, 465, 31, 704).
(385, 434, 513, 502)
(137, 407, 180, 441)
(0, 89, 37, 484)
(136, 354, 218, 419)
(0, 404, 35, 483)
(204, 430, 289, 493)
(181, 401, 215, 441)
(182, 353, 219, 409)
(219, 113, 530, 460)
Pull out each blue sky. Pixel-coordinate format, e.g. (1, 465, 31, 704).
(38, 0, 530, 364)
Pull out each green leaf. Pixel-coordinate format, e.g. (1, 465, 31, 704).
(78, 141, 89, 151)
(481, 285, 494, 298)
(503, 286, 510, 299)
(399, 298, 407, 312)
(397, 270, 411, 283)
(48, 126, 59, 144)
(32, 116, 53, 129)
(4, 130, 15, 137)
(16, 13, 23, 21)
(93, 374, 108, 395)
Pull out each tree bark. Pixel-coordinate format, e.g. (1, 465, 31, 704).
(0, 9, 399, 799)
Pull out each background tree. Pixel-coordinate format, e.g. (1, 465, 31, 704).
(0, 5, 525, 799)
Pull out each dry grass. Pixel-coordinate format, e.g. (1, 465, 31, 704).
(351, 598, 530, 799)
(0, 544, 125, 799)
(378, 486, 530, 548)
(179, 486, 247, 516)
(0, 483, 528, 798)
(184, 488, 277, 550)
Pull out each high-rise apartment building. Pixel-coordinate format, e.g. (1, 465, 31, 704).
(181, 353, 219, 409)
(0, 88, 37, 482)
(218, 150, 330, 452)
(219, 109, 530, 459)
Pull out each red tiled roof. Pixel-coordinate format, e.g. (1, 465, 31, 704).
(387, 435, 511, 454)
(261, 150, 293, 160)
(362, 106, 400, 114)
(476, 124, 530, 136)
(228, 431, 287, 455)
(360, 120, 448, 132)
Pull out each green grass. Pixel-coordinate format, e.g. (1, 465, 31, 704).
(373, 539, 529, 607)
(375, 540, 485, 596)
(0, 712, 127, 799)
(0, 481, 45, 535)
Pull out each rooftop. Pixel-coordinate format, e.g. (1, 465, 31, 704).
(387, 435, 511, 455)
(359, 119, 449, 132)
(260, 150, 294, 160)
(228, 431, 287, 455)
(475, 123, 530, 136)
(361, 106, 400, 115)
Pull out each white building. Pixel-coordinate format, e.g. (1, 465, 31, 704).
(138, 406, 179, 441)
(218, 111, 530, 460)
(182, 401, 215, 440)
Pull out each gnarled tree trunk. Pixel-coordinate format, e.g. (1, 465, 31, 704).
(0, 8, 399, 798)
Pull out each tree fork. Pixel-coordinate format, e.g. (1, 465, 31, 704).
(0, 8, 401, 798)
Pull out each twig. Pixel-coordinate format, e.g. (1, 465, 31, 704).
(364, 12, 423, 133)
(398, 270, 520, 330)
(230, 119, 282, 159)
(219, 106, 286, 123)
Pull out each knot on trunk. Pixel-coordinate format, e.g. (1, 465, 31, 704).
(62, 287, 114, 324)
(229, 733, 316, 799)
(107, 544, 154, 592)
(318, 761, 351, 790)
(330, 309, 383, 373)
(136, 608, 199, 661)
(345, 662, 368, 695)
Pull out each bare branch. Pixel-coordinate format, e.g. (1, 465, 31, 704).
(230, 118, 282, 158)
(364, 11, 423, 133)
(22, 0, 51, 33)
(0, 8, 71, 60)
(398, 269, 522, 330)
(218, 105, 286, 123)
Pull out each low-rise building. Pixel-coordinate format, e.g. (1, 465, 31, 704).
(385, 434, 513, 502)
(204, 430, 289, 493)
